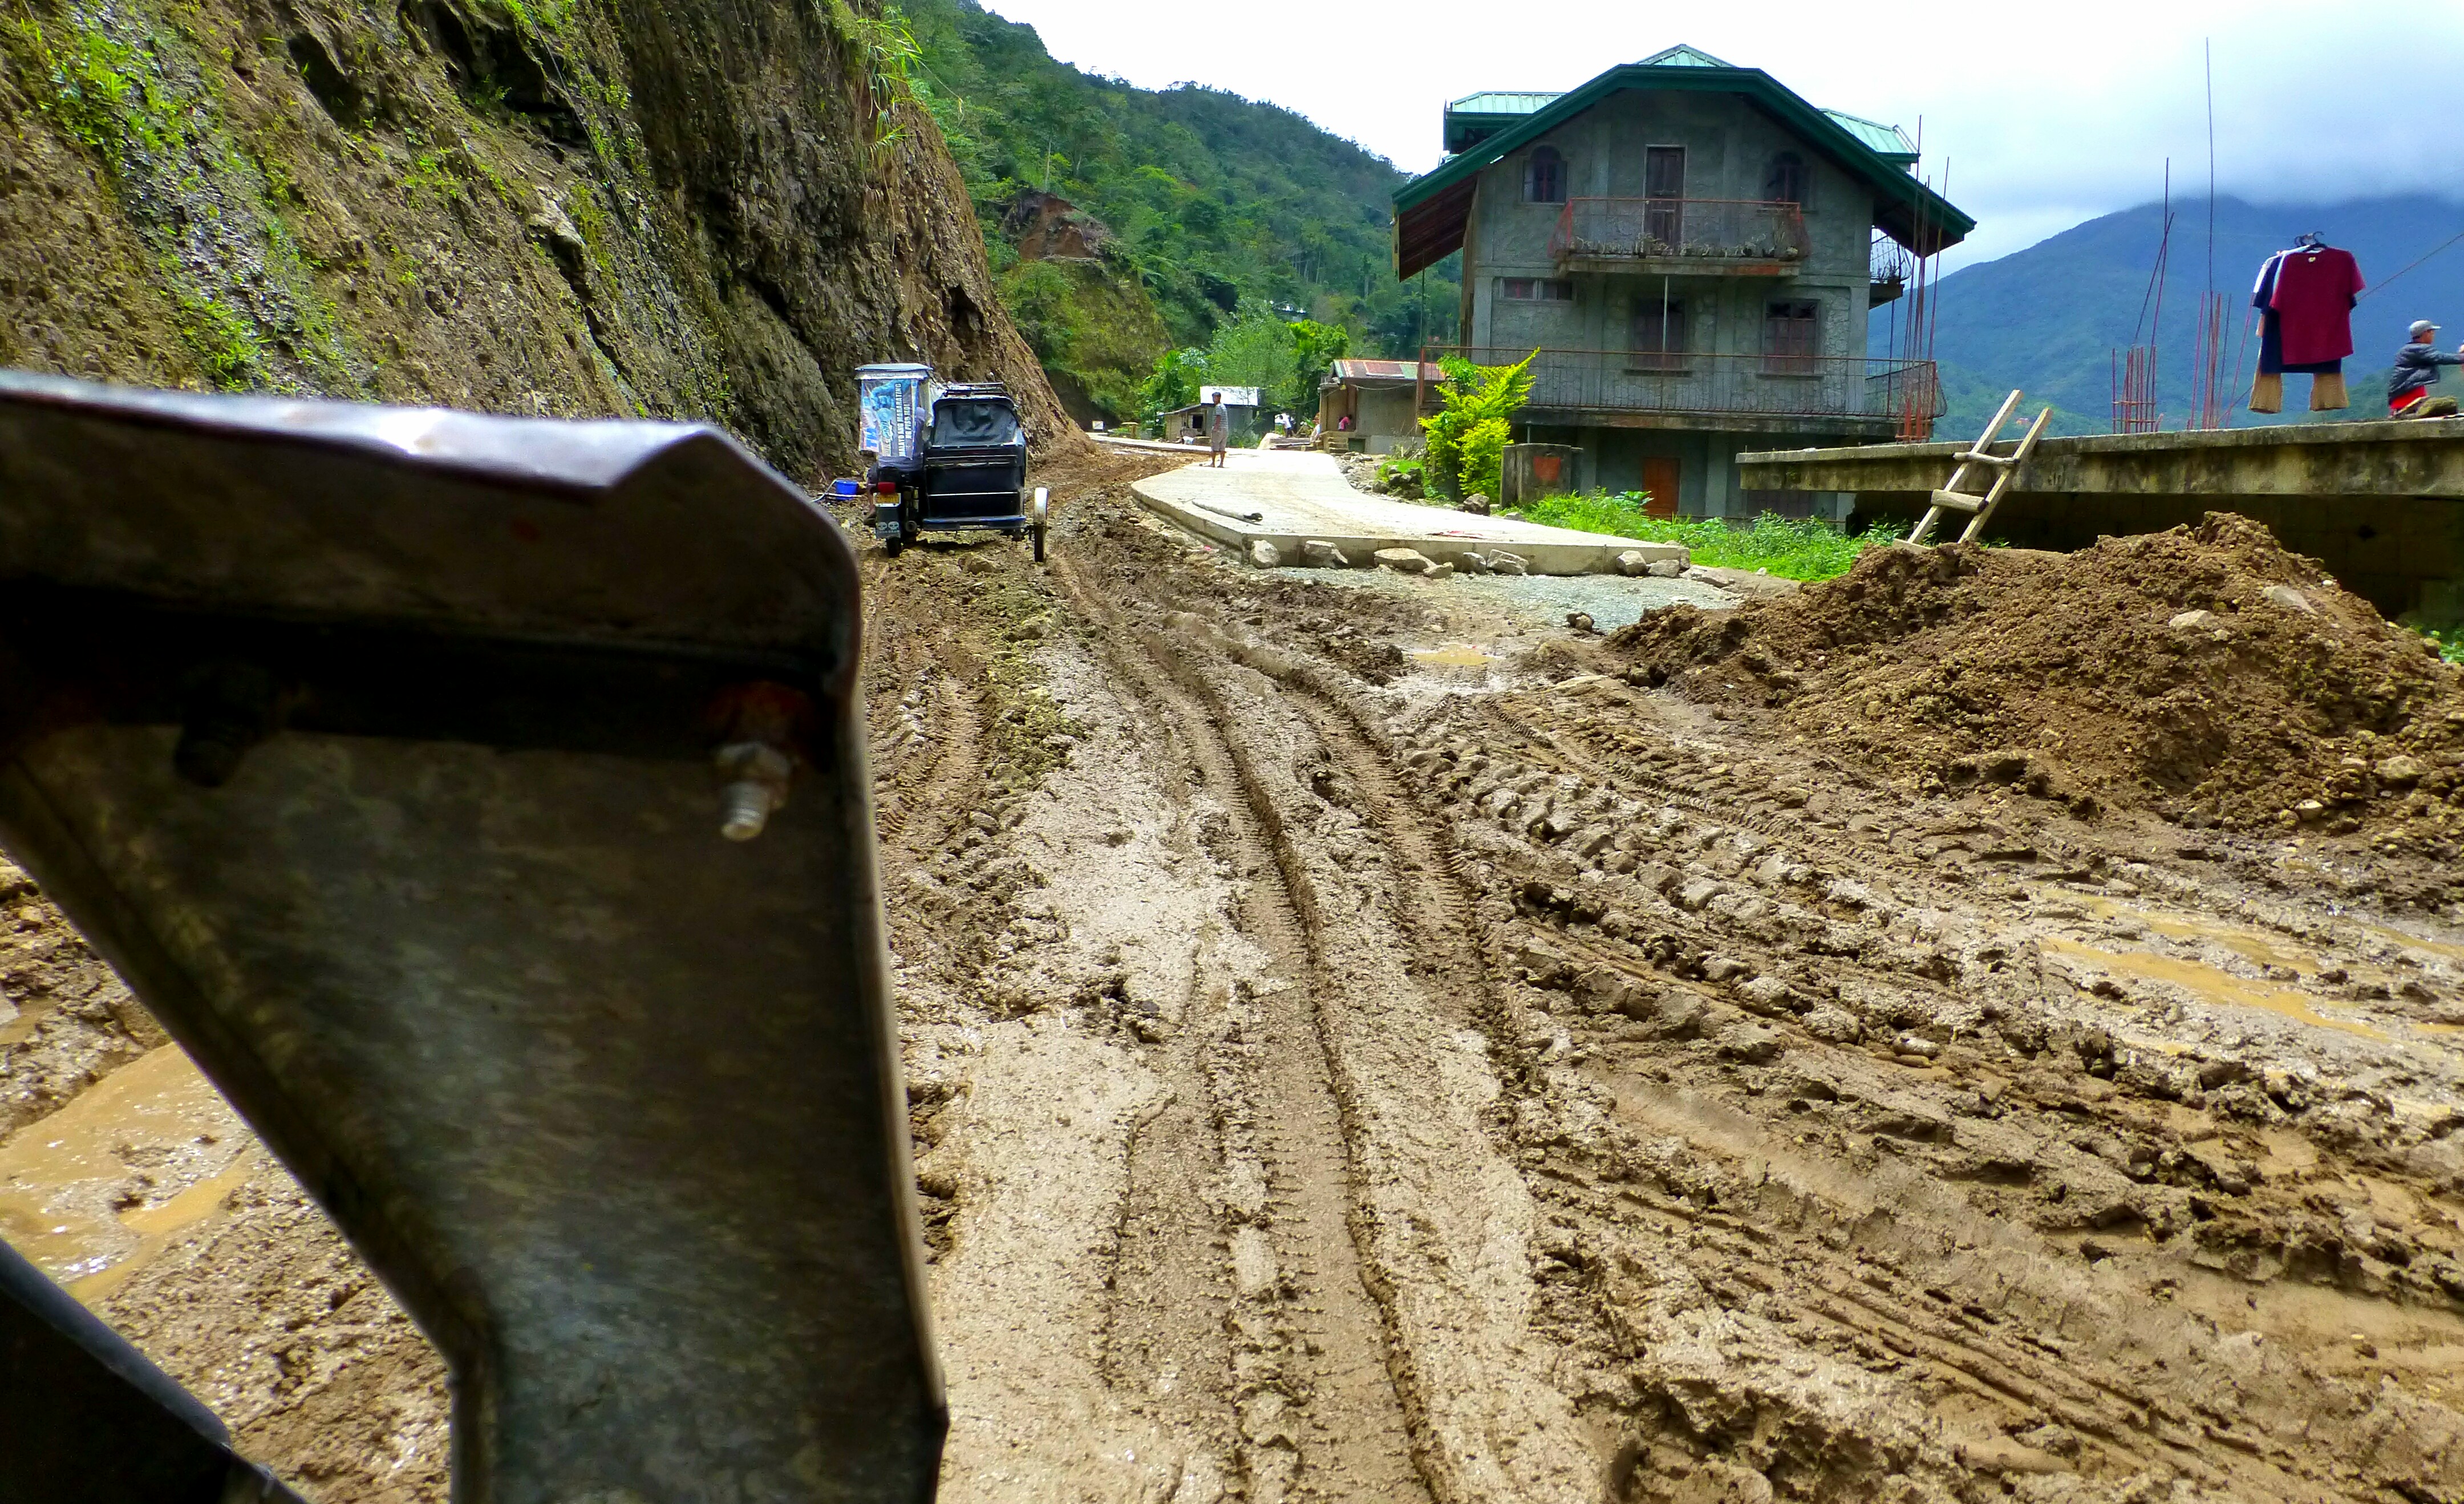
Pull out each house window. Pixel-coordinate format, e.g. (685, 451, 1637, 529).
(1525, 146, 1566, 204)
(1763, 299, 1819, 372)
(1501, 278, 1574, 302)
(1764, 152, 1809, 207)
(1630, 297, 1688, 372)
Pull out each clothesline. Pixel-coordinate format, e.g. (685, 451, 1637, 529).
(2357, 226, 2464, 305)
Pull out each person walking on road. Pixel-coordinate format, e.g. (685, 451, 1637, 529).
(1206, 396, 1230, 467)
(2389, 319, 2464, 417)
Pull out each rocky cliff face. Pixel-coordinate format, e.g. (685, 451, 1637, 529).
(0, 0, 1072, 478)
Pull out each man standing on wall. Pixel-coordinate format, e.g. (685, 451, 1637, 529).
(1207, 396, 1230, 467)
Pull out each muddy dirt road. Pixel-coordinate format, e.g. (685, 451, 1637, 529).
(5, 452, 2463, 1502)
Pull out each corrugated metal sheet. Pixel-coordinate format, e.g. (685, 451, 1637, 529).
(1634, 43, 1733, 67)
(1444, 91, 1561, 116)
(1821, 108, 1918, 161)
(1328, 360, 1445, 386)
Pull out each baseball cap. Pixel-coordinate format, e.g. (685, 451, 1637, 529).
(2412, 319, 2440, 337)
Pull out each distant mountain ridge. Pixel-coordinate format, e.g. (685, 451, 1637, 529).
(1905, 195, 2464, 436)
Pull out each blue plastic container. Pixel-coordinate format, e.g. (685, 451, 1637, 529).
(830, 477, 862, 499)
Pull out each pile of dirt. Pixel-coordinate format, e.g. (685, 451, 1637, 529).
(1606, 513, 2464, 837)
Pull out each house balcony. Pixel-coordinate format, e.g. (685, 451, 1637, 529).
(1870, 237, 1912, 305)
(1550, 198, 1810, 275)
(1422, 346, 1942, 439)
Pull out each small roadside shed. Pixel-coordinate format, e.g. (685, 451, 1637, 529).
(1317, 360, 1442, 453)
(1154, 396, 1258, 445)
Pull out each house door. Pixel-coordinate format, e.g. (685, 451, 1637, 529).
(1642, 456, 1680, 520)
(1644, 147, 1685, 246)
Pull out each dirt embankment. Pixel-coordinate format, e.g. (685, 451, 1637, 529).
(1608, 514, 2464, 853)
(0, 0, 1076, 475)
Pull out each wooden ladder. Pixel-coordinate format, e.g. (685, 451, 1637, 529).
(1907, 388, 2052, 545)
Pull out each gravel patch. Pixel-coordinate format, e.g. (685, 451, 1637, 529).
(1262, 563, 1734, 631)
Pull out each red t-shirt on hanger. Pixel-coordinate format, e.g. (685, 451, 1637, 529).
(2270, 246, 2364, 366)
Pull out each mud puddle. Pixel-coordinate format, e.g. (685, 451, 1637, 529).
(2040, 934, 2393, 1041)
(1407, 642, 1500, 688)
(0, 1043, 247, 1294)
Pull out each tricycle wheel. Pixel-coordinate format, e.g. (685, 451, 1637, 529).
(1031, 487, 1049, 563)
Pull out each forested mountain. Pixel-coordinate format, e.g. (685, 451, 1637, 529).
(1912, 195, 2464, 436)
(901, 0, 1458, 418)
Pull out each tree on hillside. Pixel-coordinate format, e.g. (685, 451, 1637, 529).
(899, 0, 1460, 358)
(1203, 306, 1298, 402)
(1288, 319, 1349, 412)
(1136, 347, 1209, 432)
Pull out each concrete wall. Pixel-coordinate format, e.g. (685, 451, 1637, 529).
(1743, 423, 2464, 616)
(1518, 422, 1853, 520)
(1357, 386, 1420, 443)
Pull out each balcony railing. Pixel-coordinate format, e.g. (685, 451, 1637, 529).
(1421, 346, 1942, 433)
(1550, 198, 1809, 270)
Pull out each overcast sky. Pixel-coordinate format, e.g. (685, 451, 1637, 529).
(971, 0, 2464, 271)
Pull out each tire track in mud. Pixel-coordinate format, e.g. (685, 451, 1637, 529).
(1472, 693, 2029, 888)
(1431, 687, 2406, 1502)
(862, 564, 990, 857)
(1054, 557, 1432, 1504)
(1559, 1156, 2246, 1491)
(878, 670, 985, 854)
(1463, 695, 2195, 1440)
(1047, 502, 2464, 1503)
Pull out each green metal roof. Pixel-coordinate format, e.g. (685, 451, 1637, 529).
(1635, 43, 1734, 67)
(1820, 108, 1919, 165)
(1446, 91, 1562, 116)
(1396, 48, 1971, 275)
(1443, 91, 1564, 152)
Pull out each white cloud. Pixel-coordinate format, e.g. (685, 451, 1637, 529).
(968, 0, 2464, 269)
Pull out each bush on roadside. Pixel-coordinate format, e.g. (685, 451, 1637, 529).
(1417, 351, 1535, 500)
(1503, 490, 1887, 581)
(2418, 623, 2464, 664)
(1375, 448, 1425, 498)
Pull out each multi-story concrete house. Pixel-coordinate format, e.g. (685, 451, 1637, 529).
(1392, 45, 1973, 518)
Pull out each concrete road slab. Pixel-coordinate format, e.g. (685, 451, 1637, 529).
(1132, 451, 1684, 576)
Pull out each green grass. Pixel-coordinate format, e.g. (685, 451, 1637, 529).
(1502, 491, 1887, 581)
(2418, 624, 2464, 664)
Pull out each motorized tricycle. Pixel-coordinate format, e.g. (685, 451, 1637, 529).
(856, 364, 1048, 561)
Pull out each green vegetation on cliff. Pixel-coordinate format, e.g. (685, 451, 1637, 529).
(897, 0, 1459, 419)
(0, 0, 1067, 477)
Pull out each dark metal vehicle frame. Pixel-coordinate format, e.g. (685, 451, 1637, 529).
(870, 384, 1048, 561)
(0, 371, 943, 1502)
